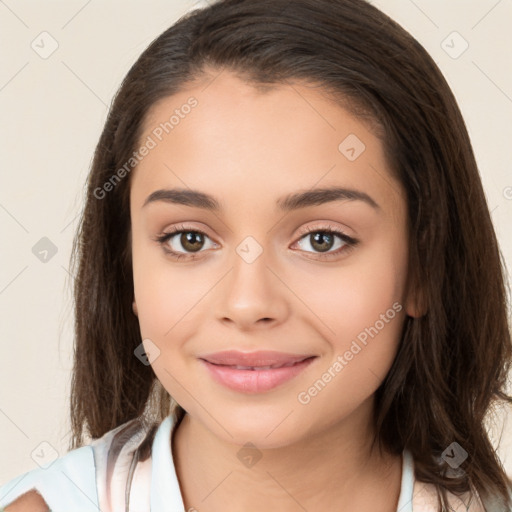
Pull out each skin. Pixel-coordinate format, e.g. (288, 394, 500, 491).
(4, 490, 49, 511)
(130, 69, 423, 512)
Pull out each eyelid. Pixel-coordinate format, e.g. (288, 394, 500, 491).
(295, 222, 356, 241)
(157, 223, 218, 247)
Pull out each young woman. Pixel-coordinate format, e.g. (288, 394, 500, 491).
(1, 0, 511, 510)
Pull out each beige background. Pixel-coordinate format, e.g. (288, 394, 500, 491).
(0, 0, 511, 484)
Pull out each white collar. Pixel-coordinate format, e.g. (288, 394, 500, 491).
(149, 414, 415, 511)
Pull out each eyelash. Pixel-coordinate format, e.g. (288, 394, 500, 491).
(153, 223, 359, 261)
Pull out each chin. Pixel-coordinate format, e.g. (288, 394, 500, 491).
(199, 403, 307, 449)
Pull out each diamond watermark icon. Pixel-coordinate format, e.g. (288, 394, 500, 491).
(236, 236, 263, 264)
(32, 237, 58, 263)
(441, 31, 469, 59)
(134, 338, 161, 365)
(338, 134, 366, 161)
(237, 442, 263, 468)
(441, 442, 468, 469)
(31, 441, 59, 469)
(31, 31, 59, 59)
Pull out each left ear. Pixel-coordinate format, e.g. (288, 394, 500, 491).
(132, 300, 138, 317)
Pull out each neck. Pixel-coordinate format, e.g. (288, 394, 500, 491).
(171, 397, 403, 512)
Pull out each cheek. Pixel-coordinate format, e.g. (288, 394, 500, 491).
(132, 249, 205, 402)
(294, 270, 407, 424)
(329, 242, 407, 390)
(298, 238, 407, 342)
(295, 242, 408, 411)
(132, 235, 217, 352)
(132, 235, 182, 336)
(133, 263, 203, 339)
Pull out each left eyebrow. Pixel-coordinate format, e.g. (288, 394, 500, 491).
(142, 186, 380, 212)
(277, 186, 380, 212)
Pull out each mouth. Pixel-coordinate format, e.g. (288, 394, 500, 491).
(198, 350, 316, 368)
(203, 358, 315, 370)
(198, 351, 318, 393)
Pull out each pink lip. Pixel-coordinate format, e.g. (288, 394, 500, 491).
(199, 351, 317, 393)
(199, 350, 315, 367)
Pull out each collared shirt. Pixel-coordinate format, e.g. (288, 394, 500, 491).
(0, 414, 494, 511)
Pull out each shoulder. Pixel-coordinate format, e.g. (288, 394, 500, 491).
(0, 443, 95, 511)
(412, 478, 509, 512)
(406, 450, 512, 512)
(0, 417, 156, 512)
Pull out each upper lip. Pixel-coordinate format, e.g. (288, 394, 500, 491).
(199, 350, 316, 368)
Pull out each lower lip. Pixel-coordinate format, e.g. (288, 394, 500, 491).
(200, 357, 317, 393)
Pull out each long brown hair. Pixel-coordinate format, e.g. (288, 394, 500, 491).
(69, 0, 512, 508)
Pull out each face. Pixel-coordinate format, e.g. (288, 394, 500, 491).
(129, 70, 420, 449)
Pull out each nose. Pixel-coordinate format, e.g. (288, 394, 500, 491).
(214, 250, 290, 331)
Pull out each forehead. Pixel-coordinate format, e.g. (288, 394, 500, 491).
(130, 71, 404, 217)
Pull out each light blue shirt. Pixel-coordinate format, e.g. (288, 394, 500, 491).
(0, 414, 416, 511)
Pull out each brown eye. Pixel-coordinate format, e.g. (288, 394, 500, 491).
(154, 224, 217, 260)
(178, 231, 205, 253)
(293, 225, 359, 260)
(306, 231, 336, 252)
